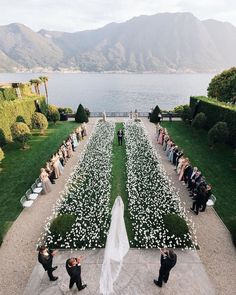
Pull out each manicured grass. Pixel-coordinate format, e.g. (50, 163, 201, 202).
(111, 123, 133, 241)
(162, 121, 236, 234)
(0, 121, 79, 243)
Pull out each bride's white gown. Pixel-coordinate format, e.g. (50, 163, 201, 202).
(100, 196, 130, 295)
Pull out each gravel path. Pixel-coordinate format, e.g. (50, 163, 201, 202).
(0, 118, 97, 295)
(142, 118, 236, 295)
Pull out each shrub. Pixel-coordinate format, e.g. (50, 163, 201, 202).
(0, 147, 4, 162)
(50, 214, 76, 240)
(84, 107, 90, 117)
(16, 115, 26, 123)
(150, 105, 161, 123)
(58, 107, 73, 114)
(75, 104, 88, 123)
(173, 105, 186, 115)
(180, 105, 192, 122)
(163, 213, 192, 247)
(0, 128, 6, 147)
(11, 122, 31, 148)
(191, 112, 207, 129)
(47, 105, 60, 124)
(208, 122, 229, 146)
(31, 112, 48, 134)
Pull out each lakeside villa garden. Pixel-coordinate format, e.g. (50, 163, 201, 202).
(38, 120, 196, 250)
(0, 68, 235, 248)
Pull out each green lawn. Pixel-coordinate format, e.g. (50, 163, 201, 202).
(162, 121, 236, 235)
(0, 121, 79, 243)
(111, 123, 133, 241)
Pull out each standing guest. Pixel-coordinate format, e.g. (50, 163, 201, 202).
(66, 257, 87, 291)
(38, 246, 58, 281)
(45, 161, 55, 184)
(117, 129, 123, 146)
(201, 184, 212, 212)
(66, 139, 73, 158)
(40, 168, 53, 194)
(154, 248, 177, 288)
(190, 185, 205, 215)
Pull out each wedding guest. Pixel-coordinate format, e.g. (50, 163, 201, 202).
(38, 246, 58, 281)
(154, 248, 177, 288)
(201, 184, 212, 212)
(190, 185, 205, 215)
(45, 161, 56, 184)
(66, 257, 87, 291)
(40, 168, 53, 194)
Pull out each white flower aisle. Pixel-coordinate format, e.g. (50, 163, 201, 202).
(38, 121, 115, 249)
(125, 121, 196, 249)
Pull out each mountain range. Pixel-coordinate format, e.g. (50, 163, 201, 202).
(1, 12, 236, 73)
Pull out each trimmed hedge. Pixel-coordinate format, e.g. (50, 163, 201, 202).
(31, 112, 48, 133)
(0, 96, 46, 142)
(11, 122, 31, 148)
(47, 105, 60, 124)
(190, 96, 236, 147)
(0, 88, 17, 101)
(191, 112, 207, 129)
(75, 104, 88, 123)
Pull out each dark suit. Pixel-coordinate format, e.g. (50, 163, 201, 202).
(157, 253, 177, 286)
(117, 130, 123, 146)
(66, 258, 83, 290)
(38, 249, 55, 280)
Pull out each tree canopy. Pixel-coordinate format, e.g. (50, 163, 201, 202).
(207, 67, 236, 103)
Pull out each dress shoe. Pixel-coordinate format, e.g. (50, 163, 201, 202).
(50, 277, 58, 281)
(52, 266, 58, 271)
(154, 279, 162, 288)
(78, 284, 87, 291)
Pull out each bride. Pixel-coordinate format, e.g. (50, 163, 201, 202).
(100, 196, 130, 295)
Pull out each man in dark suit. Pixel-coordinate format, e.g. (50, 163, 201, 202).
(66, 257, 87, 291)
(154, 248, 177, 288)
(38, 246, 58, 281)
(117, 129, 123, 146)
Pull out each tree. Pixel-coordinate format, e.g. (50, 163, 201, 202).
(29, 79, 42, 96)
(207, 67, 236, 103)
(191, 112, 207, 129)
(47, 105, 60, 124)
(11, 122, 31, 149)
(150, 105, 161, 123)
(75, 104, 88, 123)
(39, 76, 49, 105)
(208, 121, 229, 147)
(31, 112, 48, 134)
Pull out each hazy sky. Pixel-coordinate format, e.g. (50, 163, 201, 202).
(1, 0, 236, 32)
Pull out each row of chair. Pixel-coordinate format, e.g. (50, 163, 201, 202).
(20, 178, 44, 208)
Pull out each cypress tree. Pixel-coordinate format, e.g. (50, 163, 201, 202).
(150, 105, 161, 123)
(75, 104, 88, 123)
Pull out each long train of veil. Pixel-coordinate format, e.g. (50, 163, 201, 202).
(99, 196, 130, 295)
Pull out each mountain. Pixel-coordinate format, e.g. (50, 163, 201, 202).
(1, 13, 236, 73)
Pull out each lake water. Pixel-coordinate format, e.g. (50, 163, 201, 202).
(0, 73, 214, 112)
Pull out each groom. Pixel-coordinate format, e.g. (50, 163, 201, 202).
(117, 129, 123, 146)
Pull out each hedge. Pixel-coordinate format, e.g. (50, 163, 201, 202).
(190, 96, 236, 147)
(0, 96, 46, 142)
(0, 88, 17, 101)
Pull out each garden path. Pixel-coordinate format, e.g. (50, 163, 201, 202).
(0, 118, 98, 295)
(142, 117, 236, 295)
